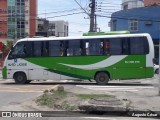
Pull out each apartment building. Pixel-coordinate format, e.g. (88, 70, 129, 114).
(0, 0, 37, 41)
(48, 21, 69, 37)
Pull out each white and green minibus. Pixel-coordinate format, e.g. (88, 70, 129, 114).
(2, 33, 154, 84)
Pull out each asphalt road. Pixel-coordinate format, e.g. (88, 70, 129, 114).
(0, 71, 159, 120)
(0, 78, 157, 108)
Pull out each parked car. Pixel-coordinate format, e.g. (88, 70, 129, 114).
(154, 64, 159, 74)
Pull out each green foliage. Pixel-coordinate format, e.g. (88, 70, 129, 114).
(37, 93, 55, 108)
(37, 90, 114, 111)
(2, 41, 13, 52)
(36, 90, 66, 108)
(76, 94, 113, 100)
(36, 89, 78, 110)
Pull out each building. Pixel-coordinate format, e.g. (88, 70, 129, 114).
(0, 0, 37, 41)
(110, 5, 160, 63)
(48, 21, 69, 37)
(36, 18, 49, 37)
(144, 0, 160, 6)
(122, 0, 144, 10)
(0, 0, 8, 40)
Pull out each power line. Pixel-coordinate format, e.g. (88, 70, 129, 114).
(97, 2, 121, 5)
(70, 22, 89, 26)
(38, 8, 81, 15)
(47, 12, 85, 19)
(0, 9, 83, 19)
(74, 0, 90, 16)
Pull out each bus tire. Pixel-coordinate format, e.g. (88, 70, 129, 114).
(155, 69, 159, 74)
(95, 72, 109, 85)
(14, 72, 27, 84)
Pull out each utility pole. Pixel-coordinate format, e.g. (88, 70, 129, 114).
(95, 14, 97, 32)
(89, 0, 96, 32)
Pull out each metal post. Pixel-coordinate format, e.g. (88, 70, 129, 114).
(95, 14, 97, 32)
(89, 0, 96, 32)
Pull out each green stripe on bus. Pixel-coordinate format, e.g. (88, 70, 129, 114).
(2, 66, 7, 79)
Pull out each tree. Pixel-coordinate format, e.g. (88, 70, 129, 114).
(2, 40, 13, 52)
(2, 40, 13, 60)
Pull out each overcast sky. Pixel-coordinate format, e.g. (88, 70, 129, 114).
(38, 0, 121, 36)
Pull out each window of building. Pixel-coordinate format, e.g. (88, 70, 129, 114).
(49, 24, 55, 29)
(111, 20, 117, 31)
(49, 31, 55, 36)
(123, 4, 128, 10)
(8, 0, 16, 6)
(129, 19, 138, 32)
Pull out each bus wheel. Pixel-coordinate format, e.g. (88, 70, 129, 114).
(95, 72, 109, 85)
(14, 72, 27, 84)
(155, 69, 159, 74)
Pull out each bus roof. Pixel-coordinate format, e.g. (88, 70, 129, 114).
(83, 31, 130, 36)
(17, 33, 150, 42)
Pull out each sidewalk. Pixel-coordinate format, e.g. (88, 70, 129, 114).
(61, 75, 160, 118)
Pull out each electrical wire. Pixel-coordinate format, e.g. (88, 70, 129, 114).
(38, 8, 81, 15)
(47, 12, 85, 19)
(74, 0, 90, 16)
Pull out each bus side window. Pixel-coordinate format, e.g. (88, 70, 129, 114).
(100, 40, 104, 55)
(85, 39, 102, 56)
(33, 41, 42, 57)
(122, 38, 130, 55)
(130, 37, 149, 55)
(60, 41, 65, 56)
(42, 41, 49, 57)
(105, 40, 110, 55)
(49, 41, 63, 57)
(109, 38, 122, 55)
(85, 41, 89, 55)
(25, 42, 33, 57)
(67, 40, 81, 56)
